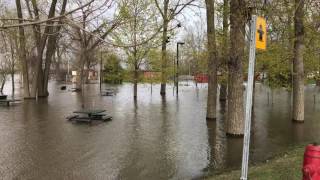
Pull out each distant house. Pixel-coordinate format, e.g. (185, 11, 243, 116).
(142, 71, 161, 80)
(194, 74, 208, 83)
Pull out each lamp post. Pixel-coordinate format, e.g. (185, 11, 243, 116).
(176, 41, 184, 96)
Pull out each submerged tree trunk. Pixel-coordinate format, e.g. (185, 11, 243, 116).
(134, 67, 138, 99)
(10, 39, 15, 95)
(227, 0, 245, 135)
(0, 75, 5, 93)
(205, 0, 218, 120)
(292, 0, 304, 122)
(79, 53, 87, 89)
(160, 1, 169, 96)
(55, 47, 63, 81)
(220, 84, 227, 101)
(28, 0, 58, 98)
(160, 19, 168, 96)
(219, 0, 229, 102)
(15, 0, 30, 98)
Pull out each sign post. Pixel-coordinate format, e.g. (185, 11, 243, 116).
(240, 15, 266, 180)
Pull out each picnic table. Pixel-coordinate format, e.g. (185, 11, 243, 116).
(101, 89, 115, 96)
(67, 109, 112, 123)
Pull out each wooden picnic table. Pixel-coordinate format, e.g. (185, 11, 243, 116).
(67, 109, 111, 122)
(73, 109, 106, 117)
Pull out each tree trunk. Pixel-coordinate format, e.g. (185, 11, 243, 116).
(77, 51, 87, 89)
(160, 20, 168, 96)
(133, 9, 138, 100)
(85, 61, 90, 84)
(160, 1, 169, 96)
(227, 0, 245, 135)
(292, 0, 304, 122)
(219, 0, 229, 102)
(42, 0, 67, 93)
(220, 84, 227, 101)
(8, 35, 17, 95)
(16, 0, 30, 98)
(205, 0, 218, 120)
(10, 43, 15, 95)
(56, 48, 62, 81)
(0, 75, 5, 93)
(37, 69, 47, 97)
(134, 68, 138, 99)
(30, 54, 43, 98)
(30, 0, 58, 98)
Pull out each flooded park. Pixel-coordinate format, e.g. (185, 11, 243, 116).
(0, 0, 319, 179)
(1, 82, 320, 179)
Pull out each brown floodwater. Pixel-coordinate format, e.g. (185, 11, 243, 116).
(0, 82, 320, 180)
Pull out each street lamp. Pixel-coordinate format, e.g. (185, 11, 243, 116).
(176, 41, 184, 96)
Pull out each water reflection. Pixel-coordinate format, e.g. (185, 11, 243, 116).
(0, 82, 320, 179)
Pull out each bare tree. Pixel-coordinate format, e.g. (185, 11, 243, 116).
(65, 0, 122, 89)
(113, 0, 161, 99)
(15, 0, 30, 98)
(154, 0, 197, 96)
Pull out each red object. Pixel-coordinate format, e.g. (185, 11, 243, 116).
(194, 74, 208, 83)
(303, 144, 320, 180)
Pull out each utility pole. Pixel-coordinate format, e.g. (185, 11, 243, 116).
(176, 42, 184, 96)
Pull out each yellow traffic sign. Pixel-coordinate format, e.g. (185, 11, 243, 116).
(256, 17, 267, 50)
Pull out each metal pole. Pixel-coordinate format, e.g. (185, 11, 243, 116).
(176, 43, 179, 96)
(240, 15, 257, 180)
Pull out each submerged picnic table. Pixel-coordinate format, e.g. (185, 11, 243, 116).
(101, 89, 116, 96)
(67, 109, 112, 122)
(0, 98, 21, 106)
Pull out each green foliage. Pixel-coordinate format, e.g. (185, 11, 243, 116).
(256, 43, 292, 89)
(103, 53, 124, 84)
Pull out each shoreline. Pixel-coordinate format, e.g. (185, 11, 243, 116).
(206, 145, 305, 180)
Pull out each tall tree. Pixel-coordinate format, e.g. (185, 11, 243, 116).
(205, 0, 218, 120)
(227, 0, 246, 135)
(154, 0, 196, 96)
(113, 0, 160, 99)
(292, 0, 305, 121)
(26, 0, 59, 98)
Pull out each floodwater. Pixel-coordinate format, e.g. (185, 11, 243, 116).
(1, 82, 320, 180)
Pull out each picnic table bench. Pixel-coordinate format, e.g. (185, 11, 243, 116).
(67, 109, 112, 123)
(0, 99, 22, 106)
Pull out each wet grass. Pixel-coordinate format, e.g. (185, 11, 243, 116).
(207, 146, 304, 180)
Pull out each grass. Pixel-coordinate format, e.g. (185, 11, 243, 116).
(207, 146, 305, 180)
